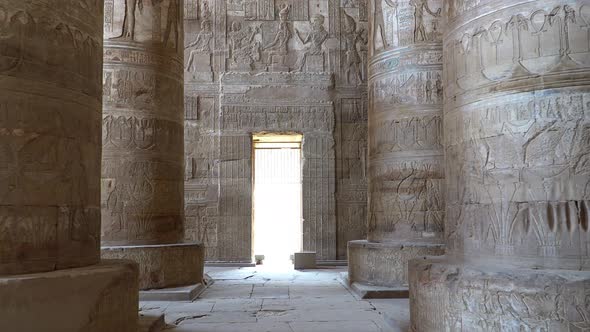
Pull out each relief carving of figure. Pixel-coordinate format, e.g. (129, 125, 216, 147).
(229, 21, 262, 69)
(185, 20, 213, 71)
(294, 14, 328, 72)
(342, 10, 367, 83)
(409, 0, 441, 42)
(112, 0, 179, 48)
(264, 4, 291, 56)
(372, 0, 398, 51)
(160, 0, 180, 50)
(112, 0, 144, 40)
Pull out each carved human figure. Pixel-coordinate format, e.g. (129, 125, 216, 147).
(372, 0, 398, 51)
(342, 10, 367, 83)
(185, 20, 213, 72)
(264, 4, 291, 56)
(229, 21, 262, 68)
(294, 14, 329, 72)
(113, 0, 143, 40)
(409, 0, 441, 42)
(161, 0, 180, 50)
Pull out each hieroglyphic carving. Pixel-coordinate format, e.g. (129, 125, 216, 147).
(371, 70, 443, 107)
(184, 0, 199, 20)
(287, 0, 309, 21)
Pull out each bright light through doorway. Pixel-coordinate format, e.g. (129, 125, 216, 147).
(253, 133, 303, 268)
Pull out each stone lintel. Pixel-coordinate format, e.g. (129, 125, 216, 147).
(0, 260, 139, 332)
(101, 242, 204, 290)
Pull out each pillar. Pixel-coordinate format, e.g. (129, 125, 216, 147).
(409, 0, 590, 330)
(101, 0, 204, 290)
(347, 0, 445, 293)
(0, 1, 138, 330)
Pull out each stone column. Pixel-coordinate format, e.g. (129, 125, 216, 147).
(0, 1, 138, 330)
(101, 0, 204, 290)
(347, 0, 445, 294)
(409, 0, 590, 330)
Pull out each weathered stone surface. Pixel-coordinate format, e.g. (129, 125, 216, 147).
(102, 242, 204, 290)
(443, 0, 590, 270)
(348, 240, 443, 287)
(102, 0, 204, 291)
(409, 257, 590, 331)
(409, 0, 590, 329)
(183, 0, 369, 262)
(0, 260, 139, 332)
(0, 0, 104, 275)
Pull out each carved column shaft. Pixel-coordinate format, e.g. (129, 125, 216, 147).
(367, 0, 445, 243)
(409, 0, 590, 330)
(101, 0, 204, 291)
(444, 0, 590, 270)
(347, 0, 445, 290)
(0, 2, 139, 331)
(102, 0, 185, 245)
(0, 0, 104, 275)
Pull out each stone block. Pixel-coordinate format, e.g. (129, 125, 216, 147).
(102, 242, 204, 290)
(305, 54, 325, 72)
(347, 240, 444, 288)
(0, 260, 138, 332)
(294, 252, 316, 270)
(409, 257, 590, 332)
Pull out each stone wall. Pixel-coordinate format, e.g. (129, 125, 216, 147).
(183, 0, 369, 262)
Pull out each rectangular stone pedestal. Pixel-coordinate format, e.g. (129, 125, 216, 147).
(140, 282, 208, 301)
(102, 242, 204, 290)
(409, 257, 590, 332)
(294, 252, 316, 269)
(348, 240, 444, 288)
(0, 260, 139, 332)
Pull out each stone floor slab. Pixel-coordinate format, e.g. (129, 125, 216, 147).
(151, 266, 409, 332)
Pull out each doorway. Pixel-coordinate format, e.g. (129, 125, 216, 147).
(253, 133, 303, 267)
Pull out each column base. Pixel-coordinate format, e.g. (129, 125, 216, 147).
(102, 242, 204, 290)
(409, 256, 590, 332)
(347, 240, 444, 297)
(0, 260, 139, 332)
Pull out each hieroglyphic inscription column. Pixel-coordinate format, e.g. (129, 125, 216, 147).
(0, 1, 138, 330)
(347, 0, 445, 293)
(409, 0, 590, 330)
(101, 0, 204, 290)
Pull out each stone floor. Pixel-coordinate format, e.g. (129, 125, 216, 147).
(140, 265, 410, 332)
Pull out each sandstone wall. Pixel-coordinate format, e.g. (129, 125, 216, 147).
(183, 0, 369, 262)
